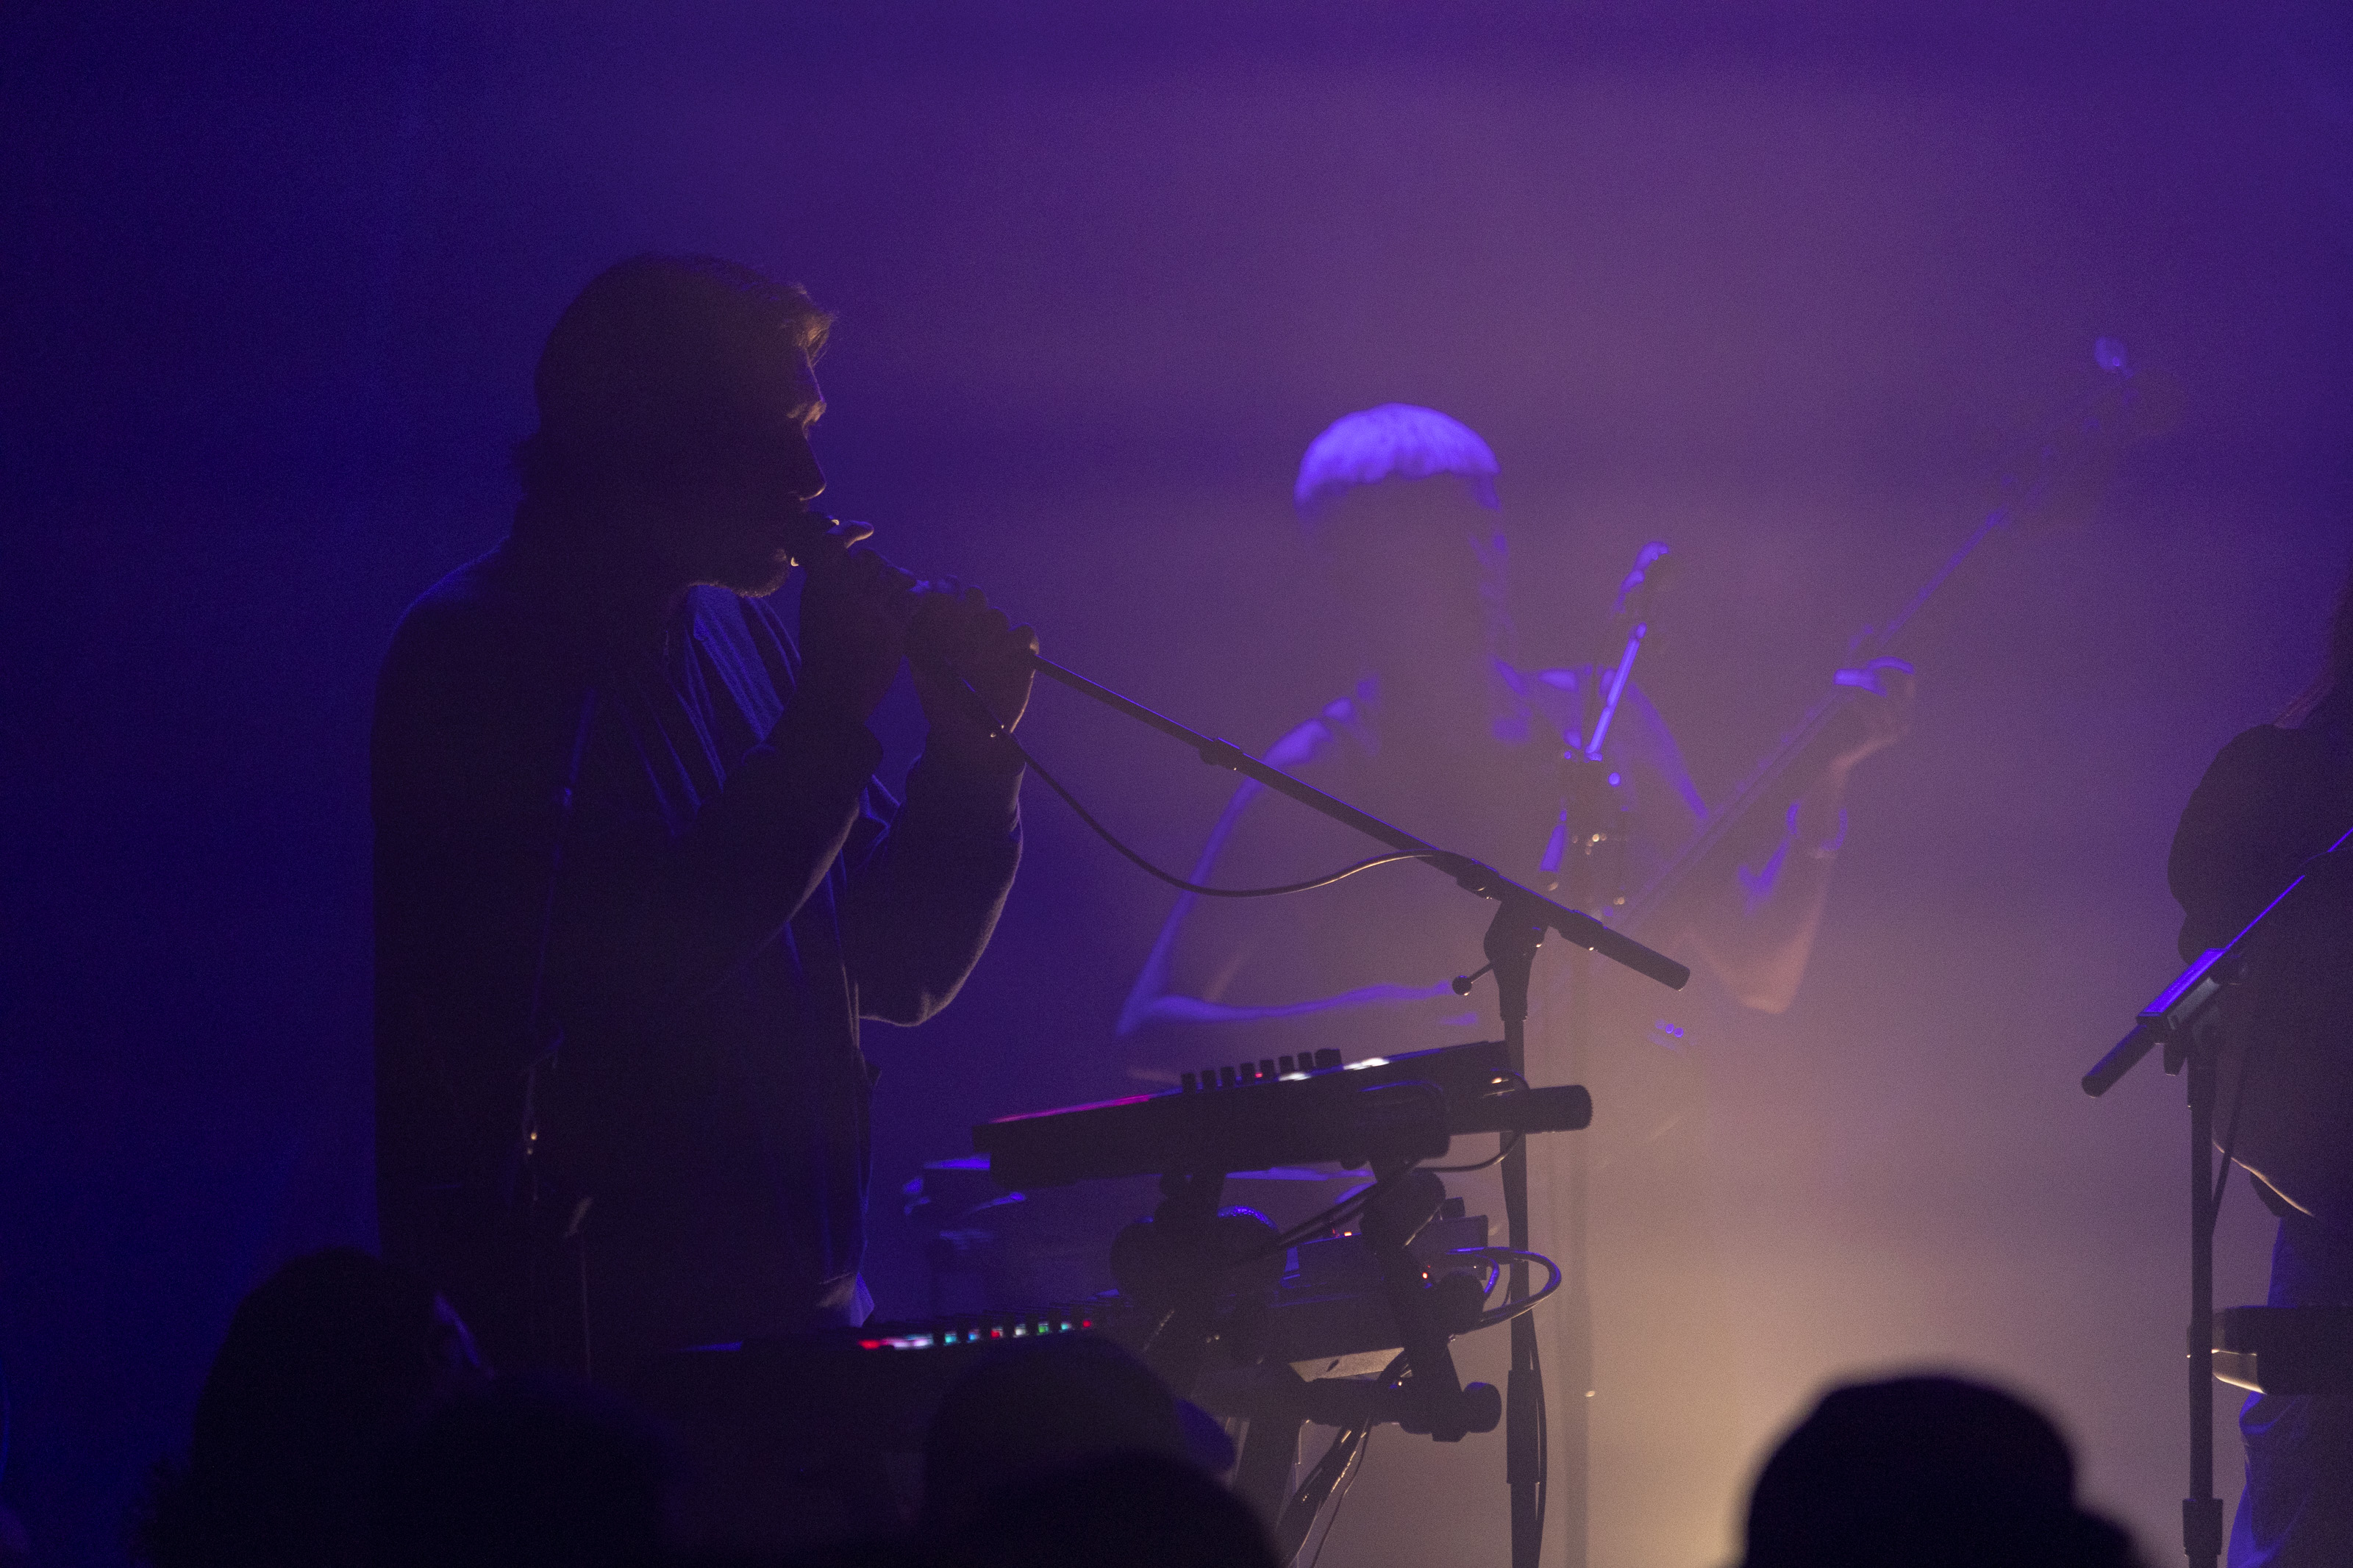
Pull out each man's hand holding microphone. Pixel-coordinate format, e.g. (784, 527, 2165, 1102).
(789, 515, 1037, 762)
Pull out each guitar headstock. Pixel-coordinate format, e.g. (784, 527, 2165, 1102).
(1847, 338, 2185, 661)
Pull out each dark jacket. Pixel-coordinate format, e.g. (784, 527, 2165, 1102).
(371, 540, 1021, 1370)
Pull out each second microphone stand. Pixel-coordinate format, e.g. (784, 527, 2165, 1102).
(2080, 828, 2353, 1568)
(1006, 650, 1690, 1568)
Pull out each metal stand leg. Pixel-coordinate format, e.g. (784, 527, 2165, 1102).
(1486, 900, 1550, 1568)
(1235, 1408, 1306, 1527)
(2185, 1041, 2224, 1568)
(1552, 946, 1592, 1568)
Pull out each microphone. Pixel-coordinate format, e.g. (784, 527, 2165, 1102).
(788, 513, 957, 609)
(787, 515, 963, 653)
(779, 509, 846, 565)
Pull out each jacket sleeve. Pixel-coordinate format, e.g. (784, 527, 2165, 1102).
(374, 598, 888, 1056)
(836, 741, 1025, 1027)
(584, 693, 885, 1019)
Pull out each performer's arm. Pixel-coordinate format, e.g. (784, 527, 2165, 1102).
(376, 627, 890, 1047)
(385, 531, 957, 1053)
(612, 691, 890, 1000)
(549, 539, 937, 1028)
(835, 583, 1035, 1025)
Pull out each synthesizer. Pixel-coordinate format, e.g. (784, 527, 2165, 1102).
(973, 1040, 1590, 1189)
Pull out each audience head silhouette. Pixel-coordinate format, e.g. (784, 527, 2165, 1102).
(947, 1451, 1276, 1568)
(1740, 1375, 2143, 1568)
(921, 1335, 1210, 1536)
(371, 1375, 672, 1568)
(131, 1247, 485, 1568)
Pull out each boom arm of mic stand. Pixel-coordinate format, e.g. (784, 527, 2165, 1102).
(1024, 652, 1691, 993)
(2082, 823, 2353, 1097)
(2081, 1020, 2165, 1099)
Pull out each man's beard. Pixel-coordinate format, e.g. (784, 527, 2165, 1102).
(703, 543, 795, 598)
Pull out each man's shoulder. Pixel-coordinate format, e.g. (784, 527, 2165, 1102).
(2171, 719, 2353, 953)
(383, 545, 532, 662)
(371, 545, 596, 810)
(2209, 719, 2332, 774)
(2182, 721, 2346, 826)
(374, 545, 562, 728)
(2184, 720, 2352, 828)
(388, 548, 520, 645)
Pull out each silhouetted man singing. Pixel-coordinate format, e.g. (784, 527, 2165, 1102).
(371, 255, 1034, 1377)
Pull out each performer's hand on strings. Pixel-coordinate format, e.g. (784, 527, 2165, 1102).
(1825, 656, 1917, 773)
(909, 578, 1038, 756)
(794, 519, 922, 723)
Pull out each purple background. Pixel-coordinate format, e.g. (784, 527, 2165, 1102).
(5, 3, 2350, 1563)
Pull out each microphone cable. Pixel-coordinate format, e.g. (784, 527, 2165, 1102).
(915, 646, 1451, 901)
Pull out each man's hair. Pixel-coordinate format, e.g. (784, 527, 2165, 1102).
(1293, 403, 1518, 666)
(1293, 404, 1501, 523)
(514, 254, 832, 499)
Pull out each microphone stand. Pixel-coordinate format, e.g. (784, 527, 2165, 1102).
(1537, 584, 1653, 1568)
(1485, 896, 1551, 1568)
(1011, 650, 1690, 1568)
(2080, 826, 2353, 1568)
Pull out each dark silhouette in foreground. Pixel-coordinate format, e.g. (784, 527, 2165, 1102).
(945, 1452, 1275, 1568)
(2170, 555, 2353, 1568)
(371, 1375, 673, 1568)
(130, 1247, 485, 1568)
(920, 1335, 1226, 1537)
(1738, 1375, 2143, 1568)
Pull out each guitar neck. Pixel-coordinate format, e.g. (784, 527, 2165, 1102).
(1618, 681, 1860, 933)
(1593, 362, 2168, 937)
